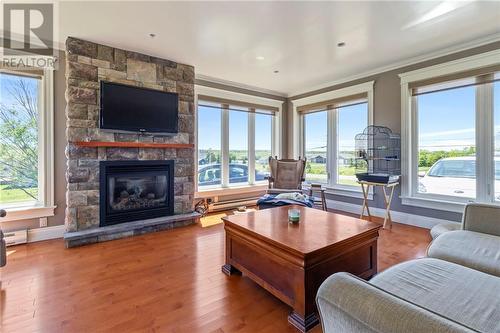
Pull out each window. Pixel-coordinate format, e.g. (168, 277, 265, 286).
(197, 104, 221, 188)
(0, 72, 41, 206)
(416, 82, 476, 199)
(304, 111, 328, 183)
(400, 50, 500, 211)
(296, 82, 373, 193)
(255, 112, 273, 180)
(229, 110, 248, 184)
(337, 103, 368, 186)
(0, 68, 54, 217)
(196, 92, 280, 190)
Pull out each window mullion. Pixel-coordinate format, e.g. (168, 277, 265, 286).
(476, 77, 495, 202)
(37, 76, 45, 205)
(221, 104, 229, 187)
(271, 115, 276, 157)
(410, 96, 419, 198)
(300, 115, 305, 158)
(328, 107, 337, 187)
(248, 111, 255, 185)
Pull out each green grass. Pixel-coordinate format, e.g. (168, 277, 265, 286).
(305, 164, 359, 186)
(419, 166, 431, 173)
(0, 184, 38, 204)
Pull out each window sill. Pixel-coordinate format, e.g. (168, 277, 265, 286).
(196, 184, 268, 198)
(0, 205, 56, 223)
(325, 186, 373, 200)
(400, 196, 469, 213)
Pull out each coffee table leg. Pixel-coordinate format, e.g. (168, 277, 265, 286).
(288, 311, 319, 332)
(222, 264, 241, 276)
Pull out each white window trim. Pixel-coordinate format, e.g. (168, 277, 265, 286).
(0, 68, 56, 223)
(292, 81, 374, 199)
(399, 49, 500, 213)
(194, 85, 283, 195)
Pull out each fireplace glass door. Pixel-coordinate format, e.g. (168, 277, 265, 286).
(100, 160, 174, 226)
(108, 173, 168, 214)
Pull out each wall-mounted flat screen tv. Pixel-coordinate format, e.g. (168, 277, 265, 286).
(100, 81, 178, 134)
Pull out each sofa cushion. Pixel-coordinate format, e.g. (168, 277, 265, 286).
(427, 230, 500, 277)
(370, 258, 500, 333)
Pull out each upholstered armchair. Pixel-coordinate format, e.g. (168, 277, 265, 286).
(266, 157, 306, 194)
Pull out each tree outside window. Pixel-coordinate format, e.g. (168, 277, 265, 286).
(0, 72, 40, 205)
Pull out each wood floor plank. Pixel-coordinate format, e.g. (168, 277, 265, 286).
(0, 210, 431, 333)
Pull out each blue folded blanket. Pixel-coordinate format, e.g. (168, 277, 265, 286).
(257, 193, 314, 208)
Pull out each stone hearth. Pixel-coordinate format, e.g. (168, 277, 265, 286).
(64, 37, 197, 246)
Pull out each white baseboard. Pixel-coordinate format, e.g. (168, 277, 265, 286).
(326, 199, 457, 229)
(27, 225, 65, 243)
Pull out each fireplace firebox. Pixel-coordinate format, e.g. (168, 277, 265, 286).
(100, 160, 174, 227)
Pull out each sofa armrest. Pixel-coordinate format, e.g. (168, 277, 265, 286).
(316, 272, 474, 333)
(462, 203, 500, 237)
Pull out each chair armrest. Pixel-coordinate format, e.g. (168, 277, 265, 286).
(316, 273, 473, 333)
(265, 176, 274, 189)
(462, 203, 500, 237)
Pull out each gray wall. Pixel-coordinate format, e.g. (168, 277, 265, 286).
(288, 41, 500, 222)
(1, 50, 67, 232)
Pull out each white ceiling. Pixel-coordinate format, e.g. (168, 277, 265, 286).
(58, 1, 500, 96)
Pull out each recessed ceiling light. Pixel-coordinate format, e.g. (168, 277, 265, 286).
(337, 42, 346, 47)
(149, 33, 157, 38)
(256, 56, 265, 60)
(273, 70, 279, 74)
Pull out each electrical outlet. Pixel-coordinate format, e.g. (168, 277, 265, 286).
(39, 217, 48, 227)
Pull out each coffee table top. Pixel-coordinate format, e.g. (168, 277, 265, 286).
(222, 205, 381, 255)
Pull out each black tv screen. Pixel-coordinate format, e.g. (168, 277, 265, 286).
(100, 81, 178, 133)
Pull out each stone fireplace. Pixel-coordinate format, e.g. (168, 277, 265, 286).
(100, 160, 174, 227)
(63, 37, 198, 247)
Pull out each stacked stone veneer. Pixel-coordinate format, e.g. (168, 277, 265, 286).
(65, 37, 195, 232)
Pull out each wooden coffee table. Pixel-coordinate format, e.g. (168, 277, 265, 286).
(221, 205, 381, 332)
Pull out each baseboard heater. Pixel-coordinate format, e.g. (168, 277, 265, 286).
(208, 197, 260, 212)
(3, 229, 28, 246)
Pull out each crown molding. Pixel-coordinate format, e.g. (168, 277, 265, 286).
(289, 33, 500, 98)
(195, 74, 287, 99)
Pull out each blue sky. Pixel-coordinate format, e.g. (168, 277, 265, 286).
(198, 106, 273, 151)
(1, 72, 38, 106)
(4, 72, 497, 155)
(305, 103, 368, 152)
(303, 82, 500, 154)
(418, 85, 476, 151)
(419, 82, 500, 151)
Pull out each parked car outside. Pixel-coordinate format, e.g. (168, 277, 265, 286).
(418, 156, 500, 199)
(198, 163, 268, 186)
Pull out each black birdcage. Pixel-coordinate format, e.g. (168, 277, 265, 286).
(355, 126, 401, 184)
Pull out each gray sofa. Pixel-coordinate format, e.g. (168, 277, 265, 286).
(316, 203, 500, 333)
(428, 203, 500, 277)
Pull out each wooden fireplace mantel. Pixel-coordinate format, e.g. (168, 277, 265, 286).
(74, 141, 194, 149)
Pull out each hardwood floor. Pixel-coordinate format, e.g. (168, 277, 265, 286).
(0, 211, 431, 333)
